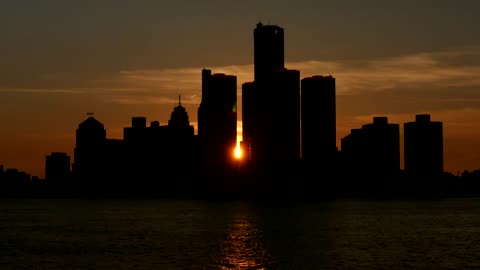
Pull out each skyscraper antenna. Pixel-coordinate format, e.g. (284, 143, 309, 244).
(178, 95, 181, 106)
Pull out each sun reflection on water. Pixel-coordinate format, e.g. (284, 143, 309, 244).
(217, 207, 273, 270)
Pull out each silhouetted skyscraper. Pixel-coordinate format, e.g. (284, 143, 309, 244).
(252, 68, 301, 165)
(362, 117, 400, 175)
(166, 97, 197, 184)
(254, 22, 284, 81)
(241, 81, 255, 161)
(341, 117, 400, 177)
(301, 75, 336, 168)
(404, 114, 444, 177)
(75, 116, 106, 149)
(245, 23, 301, 167)
(198, 69, 237, 166)
(45, 152, 70, 181)
(198, 68, 212, 139)
(72, 116, 107, 180)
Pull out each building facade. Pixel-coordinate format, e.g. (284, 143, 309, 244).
(404, 114, 443, 177)
(198, 69, 237, 166)
(45, 152, 70, 181)
(341, 117, 400, 177)
(301, 75, 336, 168)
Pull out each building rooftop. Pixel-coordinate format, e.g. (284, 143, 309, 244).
(78, 117, 104, 129)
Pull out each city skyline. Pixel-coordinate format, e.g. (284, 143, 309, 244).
(1, 1, 480, 178)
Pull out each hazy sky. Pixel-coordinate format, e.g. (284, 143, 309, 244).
(1, 0, 480, 178)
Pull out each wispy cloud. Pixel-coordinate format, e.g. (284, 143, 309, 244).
(0, 88, 85, 94)
(96, 64, 262, 105)
(105, 95, 201, 106)
(95, 47, 480, 112)
(290, 48, 480, 95)
(2, 47, 480, 115)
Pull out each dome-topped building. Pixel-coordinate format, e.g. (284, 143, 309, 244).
(169, 95, 191, 129)
(168, 96, 195, 137)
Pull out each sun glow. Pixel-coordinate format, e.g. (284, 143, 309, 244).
(234, 145, 243, 160)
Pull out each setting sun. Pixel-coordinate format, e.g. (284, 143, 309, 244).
(234, 145, 243, 160)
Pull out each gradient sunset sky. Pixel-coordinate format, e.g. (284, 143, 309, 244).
(1, 0, 479, 178)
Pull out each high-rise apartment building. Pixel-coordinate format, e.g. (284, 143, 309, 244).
(404, 114, 443, 177)
(301, 75, 336, 167)
(341, 117, 400, 176)
(198, 69, 237, 165)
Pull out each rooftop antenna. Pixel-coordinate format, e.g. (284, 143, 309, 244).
(178, 94, 182, 106)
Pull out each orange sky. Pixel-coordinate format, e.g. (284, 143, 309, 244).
(1, 1, 480, 178)
(1, 58, 480, 178)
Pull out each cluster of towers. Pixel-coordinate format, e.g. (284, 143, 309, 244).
(238, 22, 339, 186)
(64, 97, 199, 194)
(0, 22, 455, 198)
(340, 115, 443, 180)
(242, 23, 337, 171)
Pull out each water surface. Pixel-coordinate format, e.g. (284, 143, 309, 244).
(1, 198, 479, 269)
